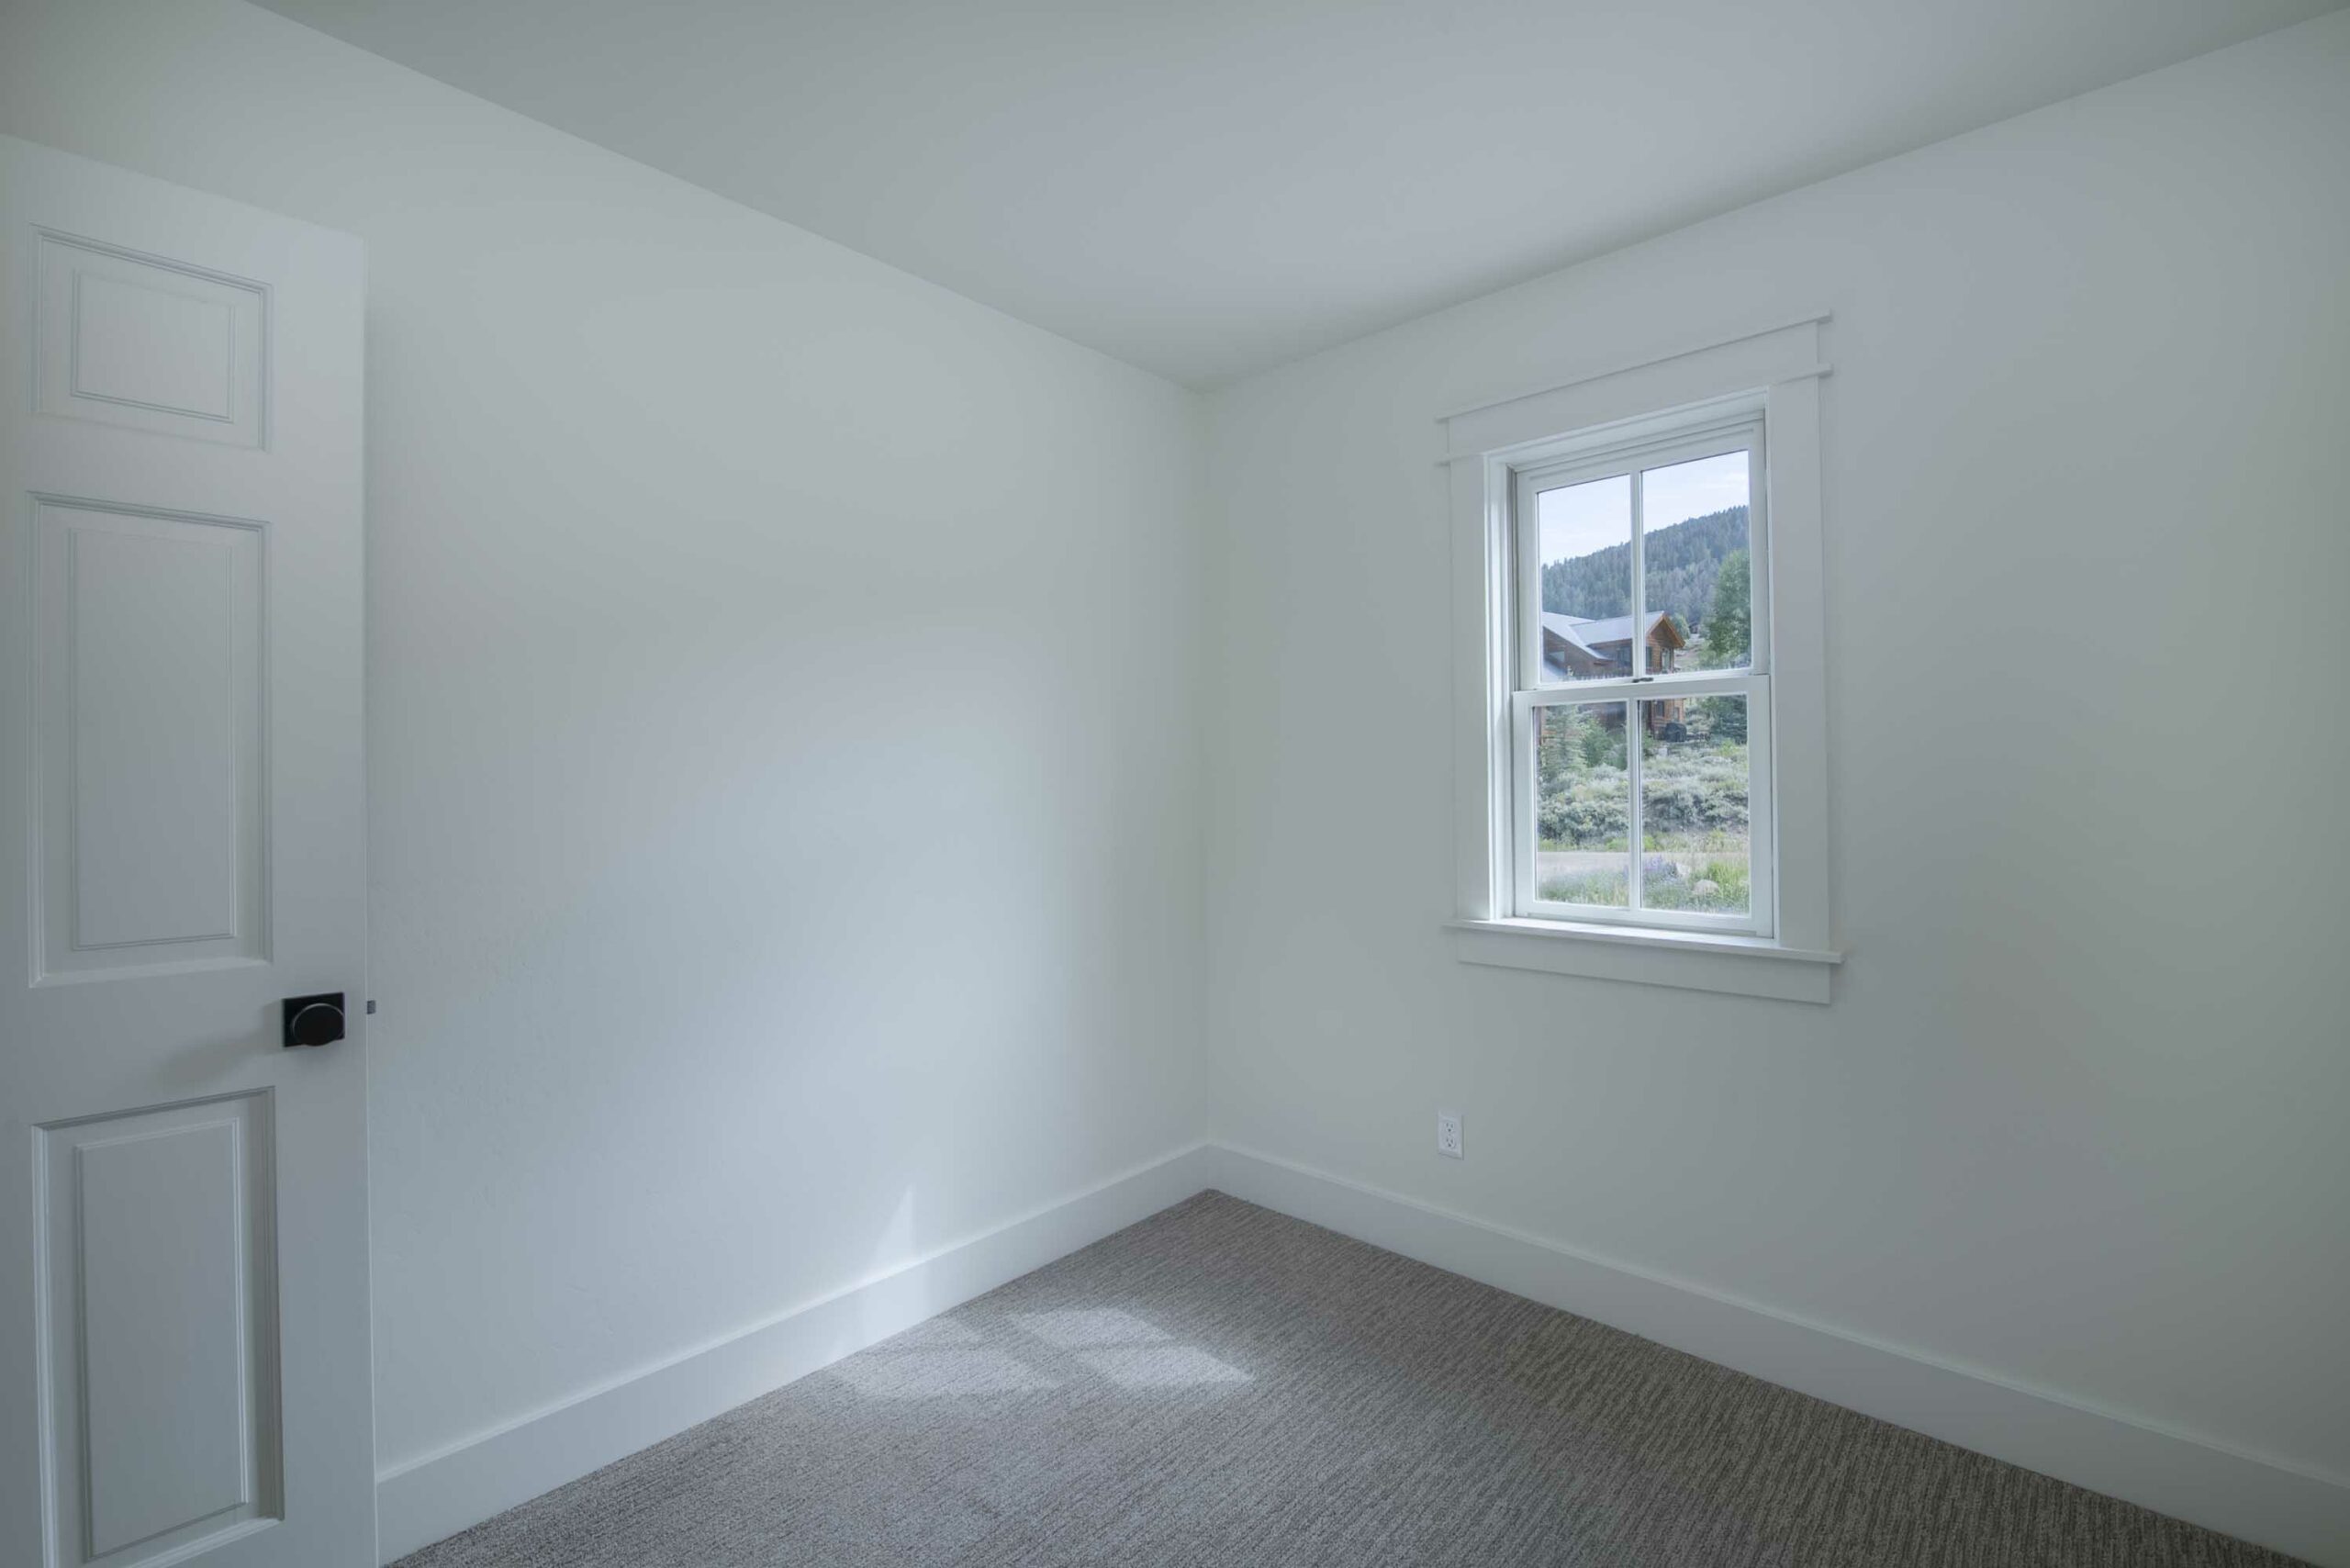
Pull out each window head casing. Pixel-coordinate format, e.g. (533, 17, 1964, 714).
(1443, 317, 1838, 1002)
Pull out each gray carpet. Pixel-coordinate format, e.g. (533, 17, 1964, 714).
(397, 1192, 2301, 1567)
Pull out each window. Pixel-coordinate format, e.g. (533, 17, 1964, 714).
(1511, 416, 1772, 935)
(1442, 316, 1838, 1002)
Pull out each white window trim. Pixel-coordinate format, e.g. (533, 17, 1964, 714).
(1443, 315, 1841, 1003)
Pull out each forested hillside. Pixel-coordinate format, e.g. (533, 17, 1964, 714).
(1540, 507, 1745, 639)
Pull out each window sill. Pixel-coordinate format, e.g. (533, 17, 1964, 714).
(1446, 918, 1841, 1004)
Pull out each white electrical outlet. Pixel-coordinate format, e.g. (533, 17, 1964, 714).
(1436, 1110, 1463, 1159)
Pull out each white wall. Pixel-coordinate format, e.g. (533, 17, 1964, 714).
(0, 0, 1209, 1479)
(1203, 6, 2350, 1496)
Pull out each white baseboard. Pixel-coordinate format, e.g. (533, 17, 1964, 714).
(375, 1138, 2350, 1567)
(1207, 1143, 2350, 1568)
(374, 1141, 1218, 1563)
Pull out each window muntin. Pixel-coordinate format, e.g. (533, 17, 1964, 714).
(1509, 415, 1774, 935)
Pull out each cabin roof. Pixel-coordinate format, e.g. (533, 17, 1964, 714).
(1540, 610, 1683, 655)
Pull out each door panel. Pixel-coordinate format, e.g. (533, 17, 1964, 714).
(37, 498, 267, 977)
(1, 135, 373, 1568)
(42, 1095, 281, 1566)
(35, 230, 268, 447)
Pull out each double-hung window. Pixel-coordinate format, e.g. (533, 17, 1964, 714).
(1511, 413, 1772, 935)
(1445, 316, 1837, 1001)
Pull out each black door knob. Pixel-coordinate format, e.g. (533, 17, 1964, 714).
(283, 992, 347, 1048)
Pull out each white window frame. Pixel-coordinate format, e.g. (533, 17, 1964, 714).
(1510, 413, 1774, 935)
(1443, 316, 1841, 1002)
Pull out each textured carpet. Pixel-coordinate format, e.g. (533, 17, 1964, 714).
(397, 1192, 2301, 1567)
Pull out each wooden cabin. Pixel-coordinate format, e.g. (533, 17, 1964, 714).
(1541, 610, 1688, 734)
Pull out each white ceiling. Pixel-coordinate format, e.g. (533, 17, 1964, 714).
(253, 0, 2340, 386)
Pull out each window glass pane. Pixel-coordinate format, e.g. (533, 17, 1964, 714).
(1640, 450, 1751, 673)
(1535, 701, 1628, 906)
(1639, 695, 1750, 914)
(1535, 475, 1633, 683)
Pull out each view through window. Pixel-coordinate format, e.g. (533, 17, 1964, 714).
(1516, 421, 1771, 931)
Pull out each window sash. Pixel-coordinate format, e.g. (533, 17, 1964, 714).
(1514, 417, 1770, 691)
(1506, 414, 1774, 937)
(1509, 678, 1774, 935)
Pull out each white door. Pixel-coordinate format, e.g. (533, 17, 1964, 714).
(0, 137, 375, 1568)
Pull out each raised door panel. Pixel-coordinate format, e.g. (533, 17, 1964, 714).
(32, 498, 266, 981)
(39, 1095, 281, 1567)
(34, 230, 266, 448)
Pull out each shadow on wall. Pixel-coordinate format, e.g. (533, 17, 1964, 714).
(829, 1306, 1249, 1400)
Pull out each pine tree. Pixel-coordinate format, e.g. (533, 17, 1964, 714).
(1539, 704, 1584, 789)
(1700, 547, 1751, 669)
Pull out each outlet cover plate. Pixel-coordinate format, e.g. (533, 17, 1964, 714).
(1436, 1110, 1463, 1159)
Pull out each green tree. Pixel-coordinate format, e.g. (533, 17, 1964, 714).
(1700, 547, 1751, 669)
(1697, 692, 1747, 742)
(1538, 704, 1585, 793)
